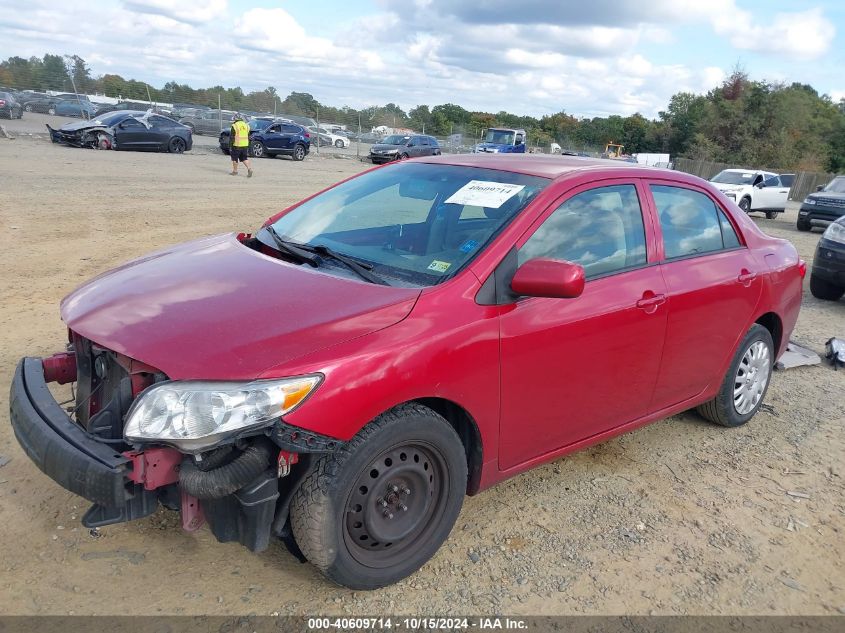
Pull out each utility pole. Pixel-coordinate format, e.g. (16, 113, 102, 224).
(64, 55, 87, 120)
(357, 112, 361, 158)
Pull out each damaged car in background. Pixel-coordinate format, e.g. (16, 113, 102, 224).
(47, 110, 193, 153)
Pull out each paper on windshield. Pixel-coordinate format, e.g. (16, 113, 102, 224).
(445, 181, 525, 208)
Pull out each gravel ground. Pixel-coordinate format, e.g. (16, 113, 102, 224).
(0, 122, 843, 616)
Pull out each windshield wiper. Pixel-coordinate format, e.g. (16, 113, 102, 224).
(310, 244, 389, 285)
(263, 225, 321, 267)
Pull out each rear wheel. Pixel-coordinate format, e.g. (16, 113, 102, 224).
(399, 153, 409, 160)
(810, 274, 845, 301)
(292, 143, 306, 161)
(168, 137, 186, 154)
(290, 403, 467, 589)
(252, 140, 266, 158)
(738, 197, 751, 213)
(697, 324, 773, 427)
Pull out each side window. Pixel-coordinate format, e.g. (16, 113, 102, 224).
(752, 174, 764, 186)
(519, 184, 647, 279)
(651, 185, 740, 259)
(419, 137, 430, 146)
(762, 175, 780, 187)
(780, 174, 795, 187)
(148, 116, 170, 129)
(119, 118, 144, 129)
(281, 124, 300, 134)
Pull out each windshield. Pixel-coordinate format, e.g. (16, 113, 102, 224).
(823, 176, 845, 194)
(90, 112, 137, 126)
(484, 129, 515, 145)
(261, 163, 549, 286)
(381, 135, 409, 145)
(710, 170, 756, 185)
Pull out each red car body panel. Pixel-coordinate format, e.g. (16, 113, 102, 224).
(58, 155, 802, 495)
(60, 234, 420, 380)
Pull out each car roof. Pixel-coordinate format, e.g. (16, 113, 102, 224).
(416, 153, 648, 179)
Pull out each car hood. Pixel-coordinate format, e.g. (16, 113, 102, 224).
(711, 182, 748, 190)
(61, 233, 421, 380)
(807, 191, 845, 201)
(57, 118, 109, 132)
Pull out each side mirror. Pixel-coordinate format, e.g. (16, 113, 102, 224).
(756, 182, 765, 189)
(816, 185, 825, 192)
(510, 258, 585, 299)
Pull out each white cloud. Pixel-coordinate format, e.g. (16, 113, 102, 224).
(123, 0, 228, 25)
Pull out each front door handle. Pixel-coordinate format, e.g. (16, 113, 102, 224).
(636, 293, 666, 311)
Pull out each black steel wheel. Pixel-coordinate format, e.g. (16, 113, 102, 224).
(810, 273, 845, 301)
(290, 403, 467, 589)
(168, 137, 186, 154)
(796, 219, 811, 231)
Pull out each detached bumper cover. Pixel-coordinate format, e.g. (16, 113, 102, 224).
(9, 357, 132, 507)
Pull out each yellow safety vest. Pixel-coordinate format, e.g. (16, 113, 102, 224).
(232, 120, 249, 148)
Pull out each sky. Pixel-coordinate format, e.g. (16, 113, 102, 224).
(0, 0, 842, 119)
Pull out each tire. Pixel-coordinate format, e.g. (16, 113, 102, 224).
(399, 153, 409, 160)
(810, 273, 845, 301)
(696, 324, 774, 427)
(47, 107, 56, 116)
(738, 197, 751, 213)
(168, 137, 186, 154)
(292, 143, 306, 161)
(796, 219, 811, 231)
(24, 104, 33, 112)
(290, 403, 467, 589)
(334, 139, 344, 148)
(765, 211, 778, 219)
(251, 140, 266, 158)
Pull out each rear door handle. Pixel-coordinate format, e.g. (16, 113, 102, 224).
(737, 270, 758, 285)
(636, 294, 666, 309)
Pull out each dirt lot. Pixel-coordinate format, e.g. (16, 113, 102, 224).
(0, 122, 843, 617)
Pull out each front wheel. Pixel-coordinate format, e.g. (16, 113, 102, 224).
(292, 143, 306, 161)
(252, 140, 266, 158)
(24, 104, 33, 112)
(696, 324, 774, 427)
(765, 211, 778, 219)
(47, 107, 56, 115)
(810, 274, 845, 301)
(796, 219, 811, 231)
(290, 403, 467, 589)
(334, 139, 344, 148)
(738, 197, 751, 213)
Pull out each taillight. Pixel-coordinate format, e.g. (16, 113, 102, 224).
(304, 132, 310, 139)
(798, 259, 807, 279)
(0, 100, 6, 107)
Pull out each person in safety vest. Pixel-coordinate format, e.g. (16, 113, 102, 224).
(229, 113, 253, 178)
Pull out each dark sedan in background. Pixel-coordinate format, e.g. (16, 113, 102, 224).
(797, 175, 845, 231)
(47, 111, 193, 153)
(0, 91, 24, 118)
(219, 118, 310, 160)
(21, 94, 62, 114)
(810, 216, 845, 301)
(55, 100, 99, 118)
(369, 134, 441, 164)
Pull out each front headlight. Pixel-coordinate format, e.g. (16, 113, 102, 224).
(124, 375, 322, 452)
(803, 198, 816, 205)
(822, 222, 845, 245)
(385, 149, 398, 153)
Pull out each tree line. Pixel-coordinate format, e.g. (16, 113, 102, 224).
(1, 54, 843, 171)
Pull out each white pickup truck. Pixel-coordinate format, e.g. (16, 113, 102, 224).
(709, 168, 794, 219)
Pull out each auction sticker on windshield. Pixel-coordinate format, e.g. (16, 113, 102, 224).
(445, 180, 525, 208)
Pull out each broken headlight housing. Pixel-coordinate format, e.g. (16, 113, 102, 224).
(124, 375, 322, 452)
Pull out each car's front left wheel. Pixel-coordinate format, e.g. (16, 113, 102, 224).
(765, 211, 778, 219)
(290, 403, 467, 589)
(697, 324, 773, 427)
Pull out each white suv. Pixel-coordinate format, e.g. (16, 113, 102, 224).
(709, 169, 792, 219)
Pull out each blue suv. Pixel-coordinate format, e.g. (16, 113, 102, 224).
(219, 118, 311, 161)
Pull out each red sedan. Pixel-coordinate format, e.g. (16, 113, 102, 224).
(10, 155, 803, 589)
